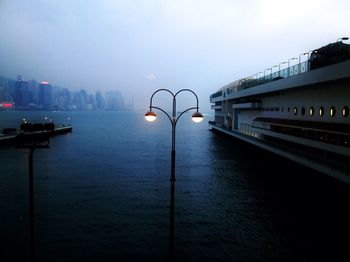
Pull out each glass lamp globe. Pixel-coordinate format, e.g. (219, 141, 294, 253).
(145, 111, 157, 122)
(191, 111, 203, 123)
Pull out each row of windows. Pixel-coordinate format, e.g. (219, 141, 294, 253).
(270, 124, 350, 147)
(291, 106, 349, 117)
(260, 106, 349, 117)
(264, 135, 350, 173)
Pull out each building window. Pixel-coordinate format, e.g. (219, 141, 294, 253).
(330, 106, 336, 117)
(293, 107, 298, 115)
(309, 107, 314, 116)
(342, 106, 349, 117)
(301, 107, 305, 116)
(319, 106, 324, 116)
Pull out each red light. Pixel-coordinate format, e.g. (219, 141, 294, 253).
(1, 102, 13, 108)
(41, 81, 49, 85)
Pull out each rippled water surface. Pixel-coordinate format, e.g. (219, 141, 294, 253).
(1, 111, 349, 261)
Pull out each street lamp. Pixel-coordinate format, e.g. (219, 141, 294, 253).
(299, 52, 309, 63)
(16, 133, 50, 262)
(191, 111, 204, 123)
(271, 65, 279, 78)
(264, 68, 272, 79)
(288, 57, 298, 68)
(279, 61, 287, 70)
(337, 37, 349, 42)
(288, 58, 298, 76)
(144, 111, 156, 122)
(144, 88, 203, 244)
(278, 62, 287, 78)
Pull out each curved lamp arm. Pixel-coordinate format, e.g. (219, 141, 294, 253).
(147, 88, 201, 125)
(174, 89, 199, 110)
(175, 107, 198, 126)
(149, 88, 175, 109)
(150, 106, 173, 124)
(148, 89, 175, 125)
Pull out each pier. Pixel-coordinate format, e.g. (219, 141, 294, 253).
(0, 123, 72, 147)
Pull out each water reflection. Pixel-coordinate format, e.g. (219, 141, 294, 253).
(0, 111, 349, 261)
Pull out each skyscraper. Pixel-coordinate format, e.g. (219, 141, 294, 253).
(39, 81, 52, 110)
(95, 91, 105, 110)
(15, 75, 29, 108)
(105, 90, 125, 110)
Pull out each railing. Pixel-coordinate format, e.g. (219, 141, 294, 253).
(212, 40, 350, 100)
(238, 61, 309, 91)
(210, 90, 223, 100)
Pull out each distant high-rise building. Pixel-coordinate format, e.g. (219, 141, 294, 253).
(105, 90, 125, 110)
(15, 75, 29, 108)
(39, 81, 52, 109)
(28, 80, 39, 104)
(95, 91, 105, 110)
(76, 89, 89, 110)
(54, 87, 71, 111)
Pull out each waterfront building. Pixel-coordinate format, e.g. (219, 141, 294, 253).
(95, 91, 106, 110)
(15, 75, 29, 108)
(209, 40, 350, 184)
(105, 90, 125, 110)
(39, 81, 52, 110)
(28, 79, 39, 105)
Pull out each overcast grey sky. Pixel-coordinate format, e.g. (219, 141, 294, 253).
(0, 0, 349, 111)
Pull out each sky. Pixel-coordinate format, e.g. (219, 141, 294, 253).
(0, 0, 349, 111)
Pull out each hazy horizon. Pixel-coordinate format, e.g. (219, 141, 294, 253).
(0, 0, 349, 111)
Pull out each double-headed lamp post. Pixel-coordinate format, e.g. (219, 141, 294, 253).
(144, 88, 203, 241)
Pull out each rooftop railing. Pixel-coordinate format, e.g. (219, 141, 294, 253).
(211, 37, 350, 101)
(238, 60, 309, 91)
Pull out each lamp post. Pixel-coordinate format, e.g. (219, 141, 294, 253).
(264, 68, 272, 79)
(288, 58, 298, 76)
(288, 58, 298, 68)
(252, 72, 262, 82)
(16, 134, 50, 262)
(144, 88, 203, 244)
(299, 52, 309, 63)
(271, 65, 279, 78)
(337, 37, 349, 42)
(279, 61, 287, 77)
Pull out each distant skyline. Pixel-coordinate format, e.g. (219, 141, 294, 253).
(0, 0, 349, 111)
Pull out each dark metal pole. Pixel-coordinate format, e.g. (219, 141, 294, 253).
(29, 147, 35, 262)
(170, 129, 176, 240)
(169, 97, 176, 260)
(147, 88, 201, 260)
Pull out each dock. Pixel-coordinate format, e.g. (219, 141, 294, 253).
(0, 124, 72, 147)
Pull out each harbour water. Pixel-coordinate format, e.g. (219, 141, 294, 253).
(0, 111, 349, 261)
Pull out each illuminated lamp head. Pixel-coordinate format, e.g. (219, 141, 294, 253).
(145, 110, 157, 122)
(191, 111, 203, 123)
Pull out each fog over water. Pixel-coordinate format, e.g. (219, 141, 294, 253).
(0, 0, 349, 111)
